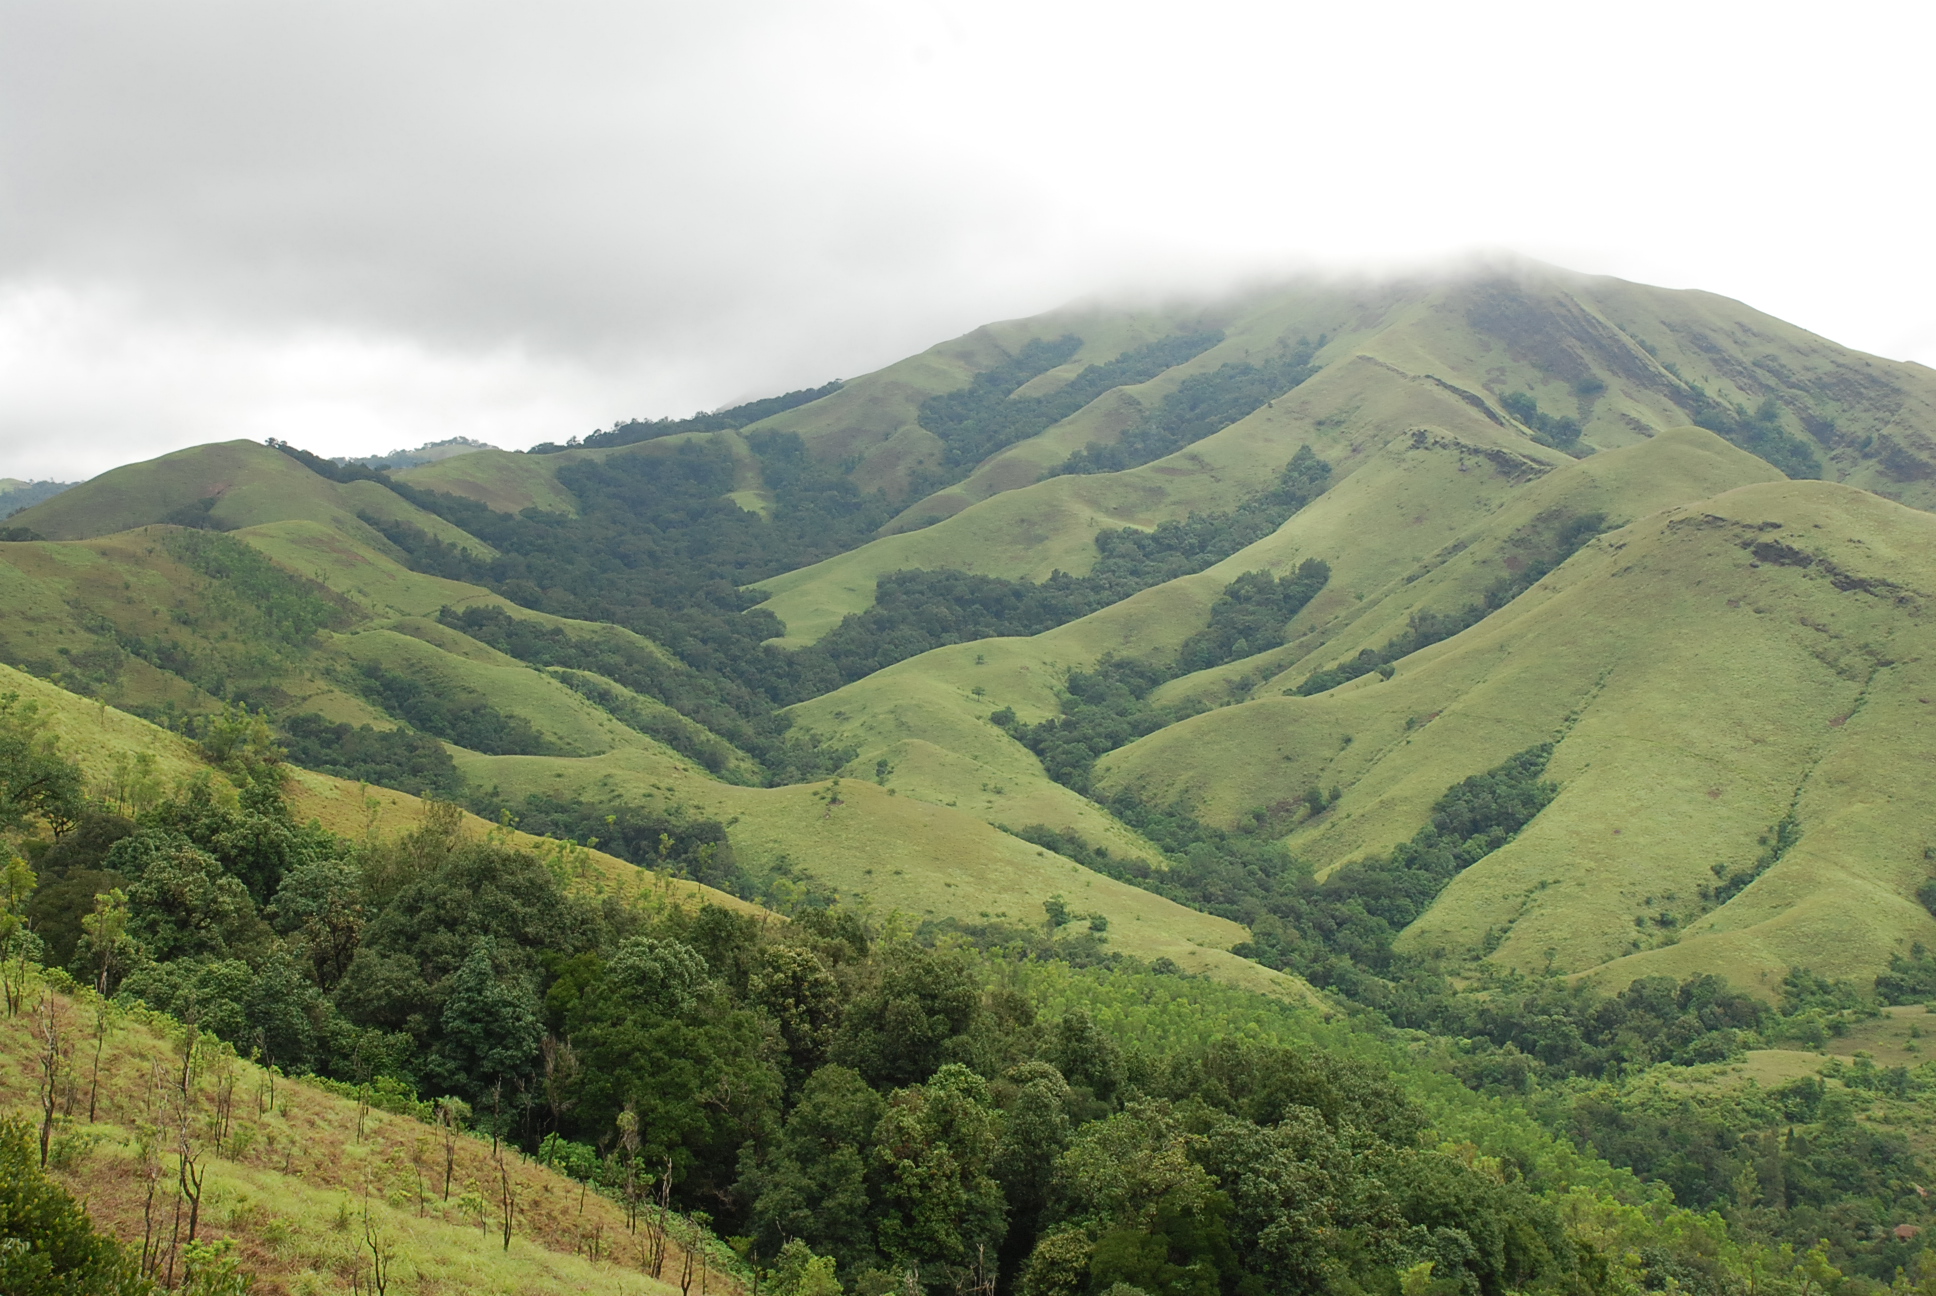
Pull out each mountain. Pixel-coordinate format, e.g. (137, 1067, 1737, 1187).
(5, 259, 1934, 1003)
(12, 258, 1936, 1294)
(1, 476, 78, 518)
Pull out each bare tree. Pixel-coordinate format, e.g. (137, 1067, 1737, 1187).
(435, 1096, 471, 1200)
(86, 997, 115, 1122)
(34, 993, 74, 1166)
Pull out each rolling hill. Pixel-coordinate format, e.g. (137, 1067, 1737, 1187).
(6, 257, 1935, 1006)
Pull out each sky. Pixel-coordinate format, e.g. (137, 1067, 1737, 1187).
(1, 0, 1932, 481)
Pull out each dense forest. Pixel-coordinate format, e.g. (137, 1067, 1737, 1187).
(296, 438, 1336, 790)
(6, 683, 1936, 1296)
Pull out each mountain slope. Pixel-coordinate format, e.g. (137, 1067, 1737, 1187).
(7, 260, 1936, 1001)
(1099, 478, 1936, 988)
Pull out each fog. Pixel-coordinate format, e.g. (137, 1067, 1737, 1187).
(2, 0, 1931, 479)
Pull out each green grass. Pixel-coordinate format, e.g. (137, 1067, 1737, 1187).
(0, 967, 717, 1296)
(450, 747, 1310, 999)
(1100, 478, 1936, 991)
(10, 262, 1936, 1005)
(394, 447, 582, 516)
(8, 440, 487, 556)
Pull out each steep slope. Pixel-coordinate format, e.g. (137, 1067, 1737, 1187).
(752, 262, 1936, 644)
(1098, 478, 1936, 989)
(776, 424, 1774, 848)
(9, 439, 485, 554)
(0, 971, 719, 1296)
(8, 260, 1935, 999)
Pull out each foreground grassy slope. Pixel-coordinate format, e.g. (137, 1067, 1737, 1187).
(0, 975, 715, 1296)
(0, 659, 759, 915)
(1100, 479, 1936, 990)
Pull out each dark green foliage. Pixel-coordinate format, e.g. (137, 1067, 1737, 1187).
(531, 380, 845, 454)
(1157, 1038, 1425, 1144)
(560, 938, 785, 1207)
(160, 529, 346, 646)
(918, 332, 1225, 479)
(1239, 746, 1558, 980)
(0, 693, 86, 837)
(1000, 657, 1180, 795)
(1874, 942, 1936, 1004)
(1701, 814, 1799, 907)
(829, 944, 980, 1090)
(353, 661, 559, 756)
(438, 604, 763, 777)
(1056, 338, 1321, 475)
(486, 791, 747, 896)
(25, 811, 135, 966)
(267, 438, 392, 485)
(1679, 390, 1821, 479)
(337, 836, 596, 1064)
(433, 939, 544, 1096)
(131, 772, 333, 906)
(1432, 973, 1767, 1086)
(812, 449, 1332, 686)
(746, 1065, 886, 1272)
(1294, 511, 1608, 695)
(1173, 559, 1331, 674)
(369, 433, 886, 778)
(0, 525, 46, 541)
(1500, 390, 1584, 452)
(277, 712, 464, 798)
(0, 1116, 153, 1295)
(111, 831, 266, 962)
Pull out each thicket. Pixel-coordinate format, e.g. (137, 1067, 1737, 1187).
(353, 660, 562, 757)
(1499, 391, 1585, 453)
(810, 448, 1333, 687)
(1292, 511, 1608, 695)
(531, 380, 847, 454)
(7, 694, 1936, 1292)
(0, 1115, 153, 1294)
(362, 433, 888, 779)
(1669, 385, 1821, 480)
(276, 712, 465, 800)
(910, 332, 1223, 492)
(1055, 339, 1322, 476)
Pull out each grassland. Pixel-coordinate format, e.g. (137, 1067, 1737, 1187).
(1100, 478, 1936, 990)
(0, 970, 725, 1296)
(7, 260, 1936, 1005)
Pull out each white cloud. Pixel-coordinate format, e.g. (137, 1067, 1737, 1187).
(1, 0, 1931, 479)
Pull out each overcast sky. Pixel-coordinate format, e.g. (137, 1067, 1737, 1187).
(1, 0, 1931, 481)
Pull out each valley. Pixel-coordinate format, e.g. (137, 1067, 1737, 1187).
(5, 260, 1936, 1295)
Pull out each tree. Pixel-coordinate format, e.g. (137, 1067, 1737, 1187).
(0, 693, 84, 837)
(747, 1065, 884, 1271)
(430, 941, 542, 1102)
(747, 943, 842, 1082)
(831, 944, 979, 1089)
(76, 888, 135, 996)
(872, 1064, 1007, 1286)
(268, 858, 365, 989)
(0, 1114, 154, 1294)
(116, 833, 264, 962)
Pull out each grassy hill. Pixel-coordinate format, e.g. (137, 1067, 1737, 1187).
(7, 259, 1936, 1008)
(0, 968, 729, 1295)
(1099, 476, 1936, 989)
